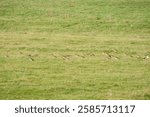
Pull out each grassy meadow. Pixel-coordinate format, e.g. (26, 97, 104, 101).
(0, 0, 150, 99)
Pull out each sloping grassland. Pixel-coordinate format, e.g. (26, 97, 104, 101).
(0, 0, 150, 99)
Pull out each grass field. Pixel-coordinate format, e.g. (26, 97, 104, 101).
(0, 0, 150, 99)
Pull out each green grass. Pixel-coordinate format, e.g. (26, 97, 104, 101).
(0, 0, 150, 99)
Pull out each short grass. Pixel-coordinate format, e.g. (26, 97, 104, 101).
(0, 0, 150, 99)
